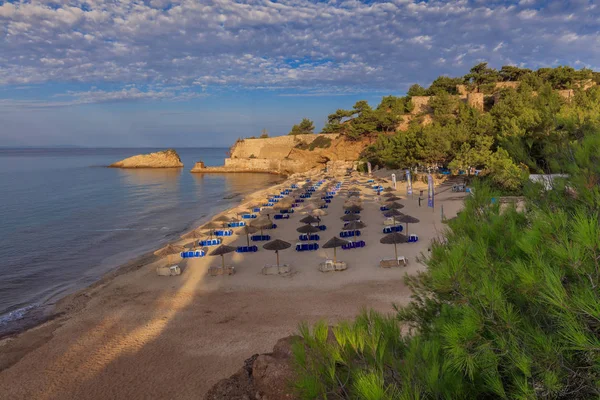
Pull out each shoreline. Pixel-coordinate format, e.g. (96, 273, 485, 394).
(0, 174, 286, 342)
(0, 169, 467, 398)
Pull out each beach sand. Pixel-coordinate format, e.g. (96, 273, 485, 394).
(0, 172, 467, 399)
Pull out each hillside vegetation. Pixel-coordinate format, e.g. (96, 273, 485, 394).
(292, 133, 600, 399)
(314, 64, 600, 191)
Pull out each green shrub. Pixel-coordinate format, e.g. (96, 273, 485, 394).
(293, 134, 600, 399)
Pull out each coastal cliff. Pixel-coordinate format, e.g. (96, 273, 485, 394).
(191, 134, 368, 175)
(109, 149, 183, 168)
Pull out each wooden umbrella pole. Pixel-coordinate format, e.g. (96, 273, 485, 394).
(333, 247, 337, 263)
(276, 250, 280, 267)
(221, 254, 225, 269)
(246, 234, 250, 247)
(394, 243, 398, 264)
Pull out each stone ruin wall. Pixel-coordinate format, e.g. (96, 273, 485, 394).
(229, 134, 338, 159)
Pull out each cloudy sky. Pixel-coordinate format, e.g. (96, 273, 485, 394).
(0, 0, 599, 147)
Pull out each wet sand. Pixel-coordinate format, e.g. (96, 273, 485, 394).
(0, 171, 466, 399)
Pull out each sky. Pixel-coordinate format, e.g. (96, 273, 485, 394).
(0, 0, 599, 147)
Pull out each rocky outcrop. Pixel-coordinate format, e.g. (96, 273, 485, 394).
(205, 336, 299, 400)
(193, 134, 367, 175)
(109, 149, 183, 168)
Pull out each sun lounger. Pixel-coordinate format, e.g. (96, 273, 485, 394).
(262, 202, 275, 207)
(215, 229, 234, 237)
(295, 199, 304, 203)
(383, 225, 403, 234)
(199, 238, 222, 246)
(408, 234, 419, 243)
(344, 210, 360, 214)
(242, 213, 258, 219)
(295, 242, 319, 251)
(208, 266, 235, 276)
(367, 179, 374, 183)
(236, 245, 258, 253)
(320, 204, 328, 209)
(291, 184, 298, 188)
(278, 209, 294, 214)
(265, 223, 277, 229)
(339, 230, 361, 238)
(274, 195, 284, 199)
(379, 257, 407, 268)
(318, 225, 327, 231)
(180, 250, 206, 258)
(228, 221, 246, 228)
(325, 199, 331, 203)
(299, 234, 320, 241)
(380, 206, 389, 211)
(251, 234, 271, 241)
(318, 260, 347, 272)
(341, 240, 366, 250)
(274, 214, 290, 220)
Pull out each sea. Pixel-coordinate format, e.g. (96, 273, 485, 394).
(0, 148, 284, 335)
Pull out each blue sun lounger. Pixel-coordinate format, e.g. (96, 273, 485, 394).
(274, 214, 289, 220)
(340, 230, 361, 238)
(236, 245, 258, 253)
(278, 209, 294, 214)
(341, 240, 366, 250)
(265, 223, 278, 229)
(383, 225, 403, 234)
(291, 184, 298, 188)
(242, 214, 258, 219)
(251, 234, 271, 241)
(199, 238, 221, 246)
(299, 234, 320, 241)
(344, 210, 360, 214)
(295, 242, 319, 251)
(408, 234, 419, 243)
(320, 204, 328, 209)
(215, 229, 234, 237)
(318, 225, 327, 231)
(228, 221, 246, 228)
(180, 249, 206, 258)
(380, 206, 389, 211)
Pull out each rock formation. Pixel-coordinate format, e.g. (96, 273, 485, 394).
(205, 336, 298, 400)
(109, 149, 183, 168)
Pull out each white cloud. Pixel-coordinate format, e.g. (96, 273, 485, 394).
(0, 0, 598, 102)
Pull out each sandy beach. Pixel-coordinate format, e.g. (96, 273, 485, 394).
(0, 171, 466, 399)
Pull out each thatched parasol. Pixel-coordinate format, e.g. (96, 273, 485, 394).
(386, 201, 405, 210)
(263, 239, 292, 267)
(250, 216, 274, 235)
(384, 209, 403, 225)
(380, 232, 409, 262)
(382, 192, 396, 198)
(322, 236, 349, 263)
(385, 195, 402, 202)
(209, 245, 237, 269)
(300, 215, 320, 225)
(383, 187, 395, 192)
(311, 209, 328, 217)
(342, 221, 366, 230)
(214, 215, 232, 223)
(236, 225, 259, 246)
(202, 221, 223, 239)
(181, 229, 204, 249)
(297, 224, 321, 234)
(341, 213, 361, 222)
(396, 215, 420, 234)
(154, 243, 185, 265)
(259, 207, 274, 217)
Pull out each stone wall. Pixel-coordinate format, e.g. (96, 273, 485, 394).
(410, 96, 433, 115)
(191, 158, 307, 175)
(467, 93, 484, 111)
(558, 89, 575, 101)
(230, 134, 337, 159)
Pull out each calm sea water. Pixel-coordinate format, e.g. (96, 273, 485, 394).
(0, 148, 283, 333)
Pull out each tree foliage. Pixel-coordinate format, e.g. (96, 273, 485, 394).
(293, 134, 600, 399)
(289, 118, 315, 135)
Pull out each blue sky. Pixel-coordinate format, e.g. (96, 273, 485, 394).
(0, 0, 599, 147)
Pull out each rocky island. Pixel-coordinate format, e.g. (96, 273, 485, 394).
(109, 149, 184, 168)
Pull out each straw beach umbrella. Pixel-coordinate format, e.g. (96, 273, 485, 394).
(344, 205, 363, 213)
(297, 224, 321, 234)
(300, 215, 320, 225)
(386, 201, 405, 210)
(263, 239, 292, 267)
(236, 225, 258, 247)
(250, 216, 274, 235)
(341, 213, 361, 222)
(383, 187, 395, 192)
(181, 229, 203, 249)
(384, 209, 403, 226)
(202, 221, 223, 239)
(342, 221, 366, 234)
(322, 236, 349, 263)
(214, 215, 232, 224)
(380, 232, 409, 262)
(382, 192, 396, 198)
(154, 243, 185, 266)
(385, 195, 402, 202)
(209, 245, 237, 269)
(311, 208, 328, 217)
(397, 215, 420, 234)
